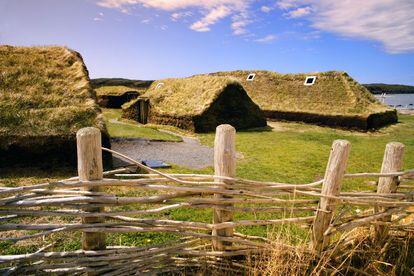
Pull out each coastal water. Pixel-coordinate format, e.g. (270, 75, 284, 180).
(375, 94, 414, 109)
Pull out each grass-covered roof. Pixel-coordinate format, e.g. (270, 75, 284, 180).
(209, 70, 391, 116)
(91, 78, 153, 90)
(139, 75, 243, 117)
(0, 45, 106, 140)
(95, 85, 141, 96)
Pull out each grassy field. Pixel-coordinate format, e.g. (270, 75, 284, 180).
(102, 108, 182, 141)
(1, 114, 414, 254)
(198, 115, 414, 187)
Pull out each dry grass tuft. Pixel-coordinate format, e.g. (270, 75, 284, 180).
(252, 226, 414, 275)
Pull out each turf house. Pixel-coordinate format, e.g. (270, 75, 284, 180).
(122, 75, 267, 132)
(0, 45, 110, 166)
(209, 70, 397, 130)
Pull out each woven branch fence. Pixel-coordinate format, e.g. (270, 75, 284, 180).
(1, 125, 414, 275)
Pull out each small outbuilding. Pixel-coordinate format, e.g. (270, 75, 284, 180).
(92, 79, 153, 108)
(122, 76, 267, 132)
(210, 70, 397, 130)
(95, 86, 140, 108)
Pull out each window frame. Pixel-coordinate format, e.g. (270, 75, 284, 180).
(246, 73, 256, 81)
(304, 76, 316, 86)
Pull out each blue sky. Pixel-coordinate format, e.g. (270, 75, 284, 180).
(1, 0, 414, 85)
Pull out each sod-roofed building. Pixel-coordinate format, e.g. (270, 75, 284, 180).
(92, 79, 153, 108)
(210, 70, 397, 130)
(122, 76, 266, 132)
(0, 46, 110, 167)
(95, 86, 140, 108)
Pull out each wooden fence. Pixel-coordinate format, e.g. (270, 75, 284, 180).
(0, 125, 414, 274)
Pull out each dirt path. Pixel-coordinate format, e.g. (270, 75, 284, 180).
(111, 133, 214, 169)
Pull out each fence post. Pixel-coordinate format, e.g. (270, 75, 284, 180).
(312, 140, 351, 252)
(212, 124, 236, 251)
(375, 142, 404, 241)
(77, 127, 106, 251)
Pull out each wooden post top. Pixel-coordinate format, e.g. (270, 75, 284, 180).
(331, 139, 351, 148)
(76, 127, 103, 182)
(216, 124, 236, 132)
(214, 124, 236, 178)
(76, 127, 101, 138)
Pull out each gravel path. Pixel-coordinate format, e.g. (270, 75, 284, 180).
(111, 134, 214, 169)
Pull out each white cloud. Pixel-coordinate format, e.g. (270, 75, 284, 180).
(171, 11, 193, 21)
(141, 19, 151, 24)
(255, 34, 277, 43)
(276, 0, 414, 53)
(190, 5, 231, 32)
(97, 0, 247, 10)
(285, 6, 311, 18)
(97, 0, 251, 34)
(276, 0, 298, 10)
(93, 12, 105, 21)
(261, 6, 272, 13)
(231, 12, 252, 35)
(96, 0, 414, 52)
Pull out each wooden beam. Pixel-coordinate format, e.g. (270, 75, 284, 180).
(77, 127, 106, 251)
(375, 142, 404, 241)
(312, 140, 350, 252)
(212, 124, 236, 251)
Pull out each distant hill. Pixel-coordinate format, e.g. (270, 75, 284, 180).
(91, 78, 153, 89)
(363, 83, 414, 94)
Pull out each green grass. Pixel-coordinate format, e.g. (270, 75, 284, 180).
(102, 108, 182, 141)
(196, 116, 414, 191)
(2, 114, 414, 254)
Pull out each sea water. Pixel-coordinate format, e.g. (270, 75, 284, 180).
(375, 94, 414, 109)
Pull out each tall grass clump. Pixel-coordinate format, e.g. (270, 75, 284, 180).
(252, 225, 414, 275)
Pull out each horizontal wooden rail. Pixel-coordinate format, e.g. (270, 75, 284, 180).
(1, 126, 413, 274)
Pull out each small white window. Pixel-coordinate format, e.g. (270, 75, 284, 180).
(304, 76, 316, 86)
(246, 73, 256, 81)
(156, 82, 164, 89)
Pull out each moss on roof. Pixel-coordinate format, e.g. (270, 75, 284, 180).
(0, 45, 106, 140)
(209, 70, 391, 116)
(140, 75, 242, 117)
(95, 85, 142, 96)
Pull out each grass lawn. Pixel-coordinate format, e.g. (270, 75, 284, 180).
(2, 114, 414, 254)
(196, 114, 414, 190)
(102, 108, 182, 141)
